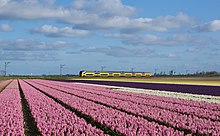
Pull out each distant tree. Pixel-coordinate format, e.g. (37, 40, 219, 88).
(169, 70, 174, 76)
(192, 71, 219, 76)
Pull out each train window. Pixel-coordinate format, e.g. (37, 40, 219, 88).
(100, 74, 108, 76)
(85, 74, 94, 76)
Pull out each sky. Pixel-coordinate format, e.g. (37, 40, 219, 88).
(0, 0, 220, 75)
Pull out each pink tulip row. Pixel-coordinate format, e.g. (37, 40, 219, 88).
(26, 80, 185, 136)
(49, 80, 220, 111)
(30, 80, 220, 135)
(0, 80, 24, 135)
(19, 80, 106, 136)
(36, 80, 220, 121)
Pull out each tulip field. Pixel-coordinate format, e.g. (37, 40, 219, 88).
(0, 79, 220, 136)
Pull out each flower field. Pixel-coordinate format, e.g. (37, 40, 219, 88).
(0, 80, 24, 135)
(0, 79, 219, 135)
(71, 80, 220, 96)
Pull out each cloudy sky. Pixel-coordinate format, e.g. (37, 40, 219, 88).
(0, 0, 220, 75)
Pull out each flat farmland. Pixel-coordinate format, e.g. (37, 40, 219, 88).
(0, 79, 220, 135)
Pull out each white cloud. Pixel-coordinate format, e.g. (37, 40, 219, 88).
(106, 33, 216, 46)
(0, 50, 58, 61)
(80, 46, 180, 59)
(0, 0, 134, 23)
(0, 39, 77, 51)
(81, 46, 154, 57)
(0, 0, 11, 6)
(31, 25, 90, 38)
(104, 33, 133, 38)
(74, 13, 195, 33)
(0, 1, 195, 33)
(105, 33, 159, 42)
(72, 0, 135, 17)
(151, 12, 195, 31)
(186, 48, 201, 53)
(0, 24, 13, 32)
(166, 53, 180, 59)
(194, 20, 220, 32)
(0, 38, 78, 61)
(0, 0, 70, 20)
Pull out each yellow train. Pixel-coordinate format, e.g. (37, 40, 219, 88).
(79, 70, 152, 77)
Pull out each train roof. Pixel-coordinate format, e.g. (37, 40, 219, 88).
(80, 70, 151, 73)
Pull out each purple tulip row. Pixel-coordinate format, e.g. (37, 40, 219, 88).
(0, 80, 24, 135)
(25, 80, 186, 136)
(30, 80, 220, 135)
(19, 80, 106, 136)
(70, 79, 220, 96)
(36, 80, 220, 121)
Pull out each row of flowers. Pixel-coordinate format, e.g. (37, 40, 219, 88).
(39, 80, 220, 121)
(62, 81, 220, 110)
(31, 79, 220, 135)
(27, 80, 184, 136)
(76, 81, 220, 104)
(117, 86, 220, 104)
(0, 80, 24, 135)
(19, 80, 106, 136)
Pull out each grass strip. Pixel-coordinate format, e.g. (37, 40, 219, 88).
(18, 80, 42, 136)
(24, 80, 123, 136)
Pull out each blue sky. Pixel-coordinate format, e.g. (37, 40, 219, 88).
(0, 0, 220, 75)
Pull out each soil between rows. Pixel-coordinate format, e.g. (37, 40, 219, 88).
(18, 80, 42, 136)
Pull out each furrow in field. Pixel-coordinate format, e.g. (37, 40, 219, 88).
(18, 80, 42, 136)
(30, 80, 220, 135)
(0, 80, 24, 135)
(0, 80, 12, 92)
(25, 80, 185, 136)
(19, 80, 107, 136)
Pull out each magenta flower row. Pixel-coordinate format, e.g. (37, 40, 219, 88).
(39, 80, 220, 121)
(31, 79, 220, 135)
(46, 80, 220, 111)
(19, 80, 106, 136)
(0, 80, 24, 135)
(26, 80, 184, 136)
